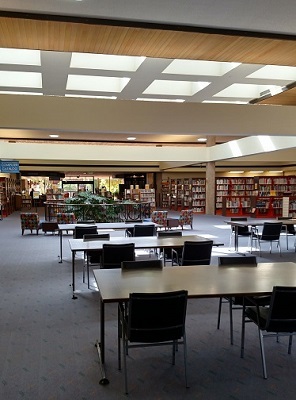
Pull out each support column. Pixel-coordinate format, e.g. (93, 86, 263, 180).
(206, 137, 216, 215)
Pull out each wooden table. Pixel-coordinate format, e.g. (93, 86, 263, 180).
(225, 218, 296, 252)
(57, 221, 158, 262)
(93, 261, 296, 384)
(68, 235, 224, 298)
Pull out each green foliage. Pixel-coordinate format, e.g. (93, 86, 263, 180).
(64, 192, 117, 222)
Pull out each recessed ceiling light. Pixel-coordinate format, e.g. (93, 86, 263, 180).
(127, 137, 136, 141)
(197, 138, 207, 142)
(49, 134, 59, 138)
(229, 171, 244, 174)
(250, 171, 264, 174)
(270, 170, 283, 173)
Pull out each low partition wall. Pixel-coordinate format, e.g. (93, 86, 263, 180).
(44, 201, 152, 222)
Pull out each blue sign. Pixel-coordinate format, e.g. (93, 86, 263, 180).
(0, 160, 20, 173)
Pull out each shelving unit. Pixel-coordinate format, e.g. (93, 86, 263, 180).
(124, 188, 155, 209)
(161, 180, 170, 209)
(192, 178, 206, 213)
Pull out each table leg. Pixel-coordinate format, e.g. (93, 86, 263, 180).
(58, 230, 63, 263)
(95, 298, 109, 385)
(72, 250, 77, 300)
(234, 225, 239, 252)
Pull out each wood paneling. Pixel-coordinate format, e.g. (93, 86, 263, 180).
(1, 16, 296, 66)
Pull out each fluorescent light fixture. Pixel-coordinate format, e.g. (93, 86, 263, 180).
(49, 134, 59, 138)
(136, 98, 185, 103)
(202, 100, 249, 104)
(228, 140, 242, 157)
(66, 75, 130, 92)
(229, 171, 244, 174)
(127, 137, 136, 141)
(0, 48, 41, 65)
(163, 60, 241, 76)
(0, 71, 42, 88)
(270, 170, 283, 173)
(143, 80, 210, 96)
(65, 94, 117, 99)
(70, 53, 146, 72)
(247, 65, 296, 81)
(250, 171, 264, 174)
(0, 91, 42, 95)
(197, 138, 207, 142)
(258, 136, 276, 152)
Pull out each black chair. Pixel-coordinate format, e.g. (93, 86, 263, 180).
(251, 222, 282, 256)
(241, 286, 296, 379)
(124, 220, 143, 237)
(157, 230, 182, 265)
(131, 224, 156, 237)
(217, 255, 261, 345)
(83, 233, 110, 288)
(118, 290, 188, 394)
(121, 259, 163, 269)
(172, 240, 213, 266)
(73, 225, 97, 239)
(277, 217, 296, 250)
(229, 217, 251, 247)
(101, 243, 135, 269)
(77, 220, 95, 224)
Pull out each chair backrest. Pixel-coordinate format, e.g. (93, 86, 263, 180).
(261, 222, 282, 240)
(101, 243, 135, 269)
(121, 259, 163, 270)
(133, 224, 156, 237)
(83, 233, 110, 241)
(181, 240, 213, 265)
(277, 217, 296, 234)
(179, 209, 193, 225)
(20, 213, 40, 229)
(265, 286, 296, 332)
(56, 212, 76, 224)
(230, 217, 249, 235)
(77, 220, 95, 224)
(73, 225, 97, 239)
(218, 255, 257, 266)
(151, 210, 168, 227)
(127, 290, 188, 343)
(158, 231, 182, 237)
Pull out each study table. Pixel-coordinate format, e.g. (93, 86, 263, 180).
(225, 218, 296, 252)
(68, 235, 224, 298)
(93, 261, 296, 384)
(57, 221, 158, 262)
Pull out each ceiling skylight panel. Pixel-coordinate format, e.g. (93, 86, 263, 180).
(163, 60, 240, 76)
(0, 48, 41, 65)
(247, 65, 296, 81)
(0, 71, 42, 88)
(213, 83, 283, 98)
(143, 80, 210, 96)
(70, 53, 146, 71)
(66, 75, 130, 92)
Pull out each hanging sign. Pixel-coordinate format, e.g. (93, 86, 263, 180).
(0, 160, 20, 173)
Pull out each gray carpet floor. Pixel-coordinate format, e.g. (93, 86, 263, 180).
(1, 209, 296, 399)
